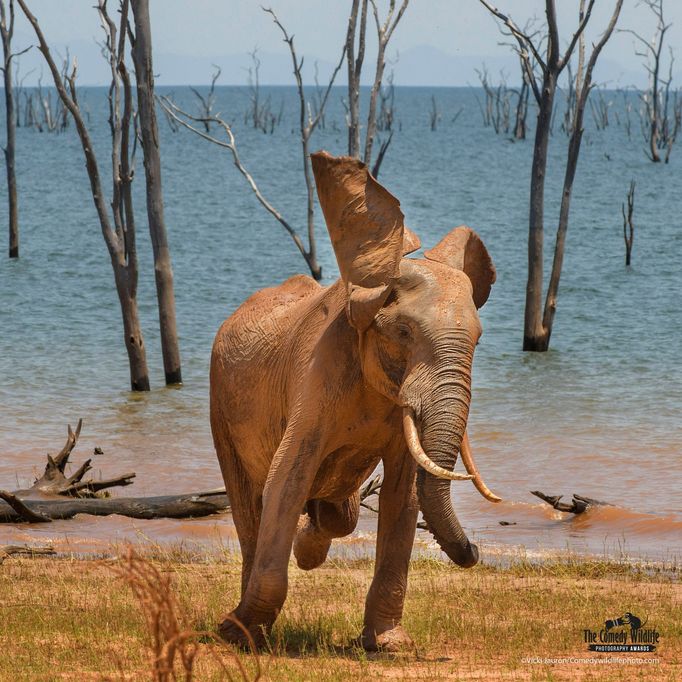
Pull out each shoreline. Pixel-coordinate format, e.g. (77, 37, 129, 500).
(2, 520, 680, 575)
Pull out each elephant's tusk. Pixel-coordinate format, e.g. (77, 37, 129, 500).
(402, 408, 474, 481)
(460, 430, 502, 503)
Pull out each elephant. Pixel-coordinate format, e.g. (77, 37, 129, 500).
(210, 150, 501, 651)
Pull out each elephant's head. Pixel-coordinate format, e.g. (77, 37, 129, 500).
(312, 151, 500, 568)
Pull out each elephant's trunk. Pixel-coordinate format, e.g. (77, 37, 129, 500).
(409, 361, 479, 568)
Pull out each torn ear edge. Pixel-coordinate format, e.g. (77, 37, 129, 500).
(346, 282, 394, 331)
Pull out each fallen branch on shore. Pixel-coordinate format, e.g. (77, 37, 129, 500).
(0, 544, 56, 564)
(1, 420, 230, 524)
(12, 419, 136, 498)
(0, 490, 230, 523)
(531, 490, 613, 514)
(360, 474, 430, 530)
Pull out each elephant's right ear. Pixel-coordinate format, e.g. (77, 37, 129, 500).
(311, 150, 407, 330)
(424, 226, 496, 308)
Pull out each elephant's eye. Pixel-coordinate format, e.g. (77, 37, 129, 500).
(396, 323, 411, 339)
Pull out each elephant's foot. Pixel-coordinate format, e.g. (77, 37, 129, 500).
(293, 517, 332, 570)
(218, 610, 269, 650)
(360, 623, 415, 652)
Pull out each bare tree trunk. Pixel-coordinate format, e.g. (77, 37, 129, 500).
(541, 2, 622, 348)
(2, 36, 18, 258)
(622, 1, 673, 163)
(345, 0, 367, 158)
(117, 282, 149, 390)
(513, 74, 529, 139)
(541, 109, 582, 347)
(18, 0, 150, 391)
(0, 0, 22, 258)
(130, 0, 182, 385)
(480, 0, 622, 352)
(364, 0, 409, 168)
(524, 69, 557, 351)
(622, 180, 635, 265)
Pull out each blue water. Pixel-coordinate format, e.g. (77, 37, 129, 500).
(1, 86, 680, 561)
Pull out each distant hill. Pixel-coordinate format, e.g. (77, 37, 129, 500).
(8, 36, 672, 89)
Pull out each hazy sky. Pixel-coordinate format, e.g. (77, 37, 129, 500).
(9, 1, 682, 87)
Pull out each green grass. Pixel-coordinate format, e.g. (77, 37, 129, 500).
(0, 547, 678, 681)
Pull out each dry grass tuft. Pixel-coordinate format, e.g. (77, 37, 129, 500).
(105, 548, 262, 682)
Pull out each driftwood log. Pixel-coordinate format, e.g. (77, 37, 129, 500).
(531, 490, 613, 514)
(1, 420, 230, 524)
(0, 545, 56, 564)
(0, 490, 229, 523)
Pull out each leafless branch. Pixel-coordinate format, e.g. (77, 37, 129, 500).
(158, 96, 313, 272)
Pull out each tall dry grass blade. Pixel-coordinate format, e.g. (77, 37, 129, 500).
(107, 547, 262, 681)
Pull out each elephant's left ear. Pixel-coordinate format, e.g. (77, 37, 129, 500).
(424, 226, 496, 308)
(311, 150, 406, 329)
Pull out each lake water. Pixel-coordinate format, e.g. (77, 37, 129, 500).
(0, 86, 680, 564)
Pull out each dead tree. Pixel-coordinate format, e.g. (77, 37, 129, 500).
(589, 85, 611, 130)
(474, 65, 496, 129)
(498, 19, 539, 140)
(160, 8, 344, 282)
(130, 0, 182, 385)
(513, 61, 531, 139)
(18, 0, 151, 390)
(345, 0, 368, 158)
(310, 61, 329, 130)
(622, 180, 635, 266)
(190, 63, 221, 133)
(33, 58, 71, 133)
(618, 87, 634, 138)
(479, 0, 624, 352)
(429, 95, 440, 131)
(0, 420, 230, 523)
(244, 48, 276, 133)
(364, 1, 408, 166)
(12, 61, 34, 128)
(621, 0, 678, 162)
(475, 66, 514, 135)
(376, 70, 395, 132)
(1, 0, 29, 258)
(561, 61, 578, 134)
(345, 0, 408, 175)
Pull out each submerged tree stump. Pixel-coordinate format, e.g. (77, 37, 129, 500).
(531, 490, 613, 514)
(1, 420, 229, 524)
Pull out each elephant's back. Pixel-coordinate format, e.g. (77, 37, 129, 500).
(210, 274, 329, 482)
(211, 274, 322, 369)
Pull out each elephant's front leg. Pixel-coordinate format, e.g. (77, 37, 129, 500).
(219, 433, 322, 647)
(362, 452, 418, 652)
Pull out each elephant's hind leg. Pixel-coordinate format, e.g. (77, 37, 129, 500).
(293, 493, 360, 570)
(214, 435, 262, 597)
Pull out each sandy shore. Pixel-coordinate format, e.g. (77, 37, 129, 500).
(0, 546, 678, 681)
